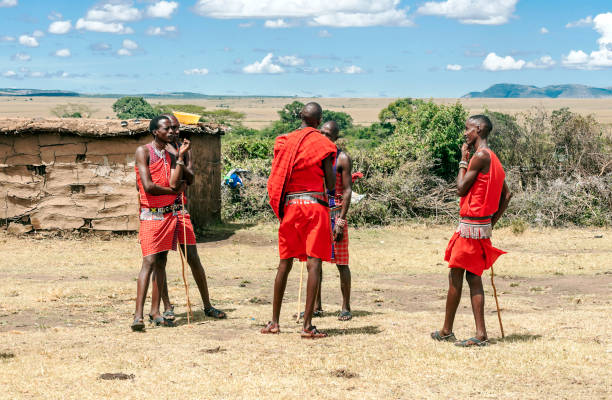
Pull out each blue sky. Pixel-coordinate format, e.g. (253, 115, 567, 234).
(0, 0, 611, 97)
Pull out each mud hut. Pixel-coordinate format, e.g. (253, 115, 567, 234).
(0, 118, 224, 233)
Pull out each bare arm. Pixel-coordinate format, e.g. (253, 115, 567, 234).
(322, 154, 336, 191)
(457, 146, 489, 197)
(333, 153, 352, 242)
(135, 146, 183, 195)
(492, 180, 512, 227)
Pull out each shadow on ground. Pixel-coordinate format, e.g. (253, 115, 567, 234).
(173, 308, 236, 326)
(195, 223, 256, 243)
(326, 325, 382, 336)
(495, 333, 542, 343)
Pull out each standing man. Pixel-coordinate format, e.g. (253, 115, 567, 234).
(149, 113, 226, 325)
(262, 102, 337, 339)
(316, 121, 353, 321)
(431, 115, 512, 347)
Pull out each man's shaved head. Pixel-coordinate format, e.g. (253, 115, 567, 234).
(300, 102, 323, 128)
(320, 120, 339, 142)
(468, 114, 493, 138)
(161, 113, 179, 125)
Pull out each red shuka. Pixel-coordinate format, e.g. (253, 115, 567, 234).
(445, 148, 506, 276)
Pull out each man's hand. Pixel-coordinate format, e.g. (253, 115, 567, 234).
(461, 143, 470, 161)
(333, 224, 344, 242)
(172, 181, 187, 194)
(179, 139, 191, 159)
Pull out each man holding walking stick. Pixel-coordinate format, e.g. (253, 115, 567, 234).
(431, 115, 512, 347)
(262, 102, 336, 339)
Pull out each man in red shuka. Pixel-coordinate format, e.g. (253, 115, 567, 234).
(262, 102, 336, 339)
(431, 115, 512, 347)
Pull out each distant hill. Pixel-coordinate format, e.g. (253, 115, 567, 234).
(463, 84, 612, 99)
(0, 88, 293, 99)
(0, 88, 80, 97)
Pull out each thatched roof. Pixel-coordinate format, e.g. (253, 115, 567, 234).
(0, 118, 226, 137)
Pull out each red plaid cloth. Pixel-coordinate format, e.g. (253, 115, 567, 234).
(267, 127, 336, 220)
(139, 210, 196, 257)
(330, 224, 349, 265)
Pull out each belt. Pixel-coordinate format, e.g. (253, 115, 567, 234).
(284, 192, 329, 207)
(142, 204, 183, 214)
(460, 215, 494, 221)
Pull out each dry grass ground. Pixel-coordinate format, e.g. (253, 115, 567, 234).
(2, 96, 612, 129)
(0, 224, 610, 399)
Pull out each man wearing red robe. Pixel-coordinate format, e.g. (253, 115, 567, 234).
(431, 115, 512, 347)
(262, 102, 336, 338)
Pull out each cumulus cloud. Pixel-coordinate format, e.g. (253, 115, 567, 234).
(566, 16, 593, 28)
(278, 55, 304, 66)
(18, 35, 39, 47)
(11, 52, 30, 61)
(122, 39, 138, 50)
(418, 0, 518, 25)
(562, 13, 612, 69)
(243, 53, 284, 74)
(264, 19, 292, 28)
(48, 11, 62, 20)
(76, 19, 134, 34)
(54, 48, 71, 58)
(146, 1, 178, 18)
(446, 64, 462, 71)
(0, 0, 17, 7)
(90, 42, 112, 51)
(482, 52, 525, 70)
(540, 27, 548, 34)
(32, 30, 45, 38)
(298, 65, 366, 74)
(194, 0, 413, 27)
(184, 68, 209, 75)
(341, 65, 364, 74)
(525, 55, 555, 69)
(49, 20, 72, 34)
(146, 25, 177, 36)
(117, 48, 132, 56)
(84, 2, 142, 22)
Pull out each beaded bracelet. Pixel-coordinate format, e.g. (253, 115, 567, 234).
(336, 218, 347, 228)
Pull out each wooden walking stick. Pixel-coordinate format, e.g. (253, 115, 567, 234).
(296, 261, 305, 323)
(490, 265, 505, 338)
(179, 194, 193, 324)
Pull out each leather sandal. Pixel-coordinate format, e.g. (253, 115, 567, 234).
(261, 321, 280, 334)
(301, 326, 328, 339)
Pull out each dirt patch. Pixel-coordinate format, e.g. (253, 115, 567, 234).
(98, 373, 135, 381)
(331, 369, 358, 379)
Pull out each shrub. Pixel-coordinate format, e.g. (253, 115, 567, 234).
(50, 103, 95, 118)
(112, 97, 157, 119)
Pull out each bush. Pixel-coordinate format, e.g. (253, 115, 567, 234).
(112, 97, 157, 119)
(153, 103, 206, 116)
(50, 103, 95, 118)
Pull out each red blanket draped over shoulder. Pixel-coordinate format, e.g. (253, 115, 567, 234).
(267, 127, 336, 220)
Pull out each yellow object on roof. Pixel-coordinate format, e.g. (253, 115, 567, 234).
(173, 111, 201, 125)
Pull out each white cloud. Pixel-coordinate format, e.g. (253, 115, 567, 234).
(32, 30, 45, 38)
(341, 65, 364, 74)
(76, 19, 134, 34)
(122, 39, 138, 50)
(194, 0, 413, 27)
(146, 1, 178, 18)
(562, 13, 612, 69)
(54, 48, 71, 58)
(243, 53, 284, 74)
(264, 19, 292, 28)
(418, 0, 518, 25)
(278, 55, 304, 66)
(540, 27, 548, 34)
(146, 25, 177, 36)
(3, 70, 18, 78)
(49, 20, 72, 34)
(184, 68, 209, 75)
(117, 48, 132, 56)
(85, 2, 142, 22)
(48, 11, 62, 20)
(566, 16, 593, 28)
(482, 52, 525, 71)
(318, 29, 332, 37)
(18, 35, 39, 47)
(526, 55, 555, 69)
(1, 35, 15, 42)
(446, 64, 462, 71)
(12, 52, 30, 61)
(0, 0, 17, 7)
(90, 42, 112, 51)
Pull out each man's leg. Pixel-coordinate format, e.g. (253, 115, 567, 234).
(314, 266, 323, 312)
(337, 264, 351, 315)
(466, 271, 487, 340)
(441, 267, 465, 335)
(271, 258, 294, 325)
(134, 252, 167, 323)
(151, 270, 172, 315)
(182, 244, 214, 309)
(302, 256, 322, 331)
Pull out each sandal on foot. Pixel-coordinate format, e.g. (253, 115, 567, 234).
(204, 306, 226, 319)
(131, 318, 145, 332)
(294, 310, 323, 319)
(149, 314, 175, 327)
(431, 330, 456, 342)
(260, 321, 280, 334)
(454, 337, 489, 347)
(338, 311, 352, 321)
(162, 305, 175, 322)
(301, 326, 328, 339)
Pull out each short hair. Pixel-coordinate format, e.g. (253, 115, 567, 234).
(149, 115, 170, 133)
(469, 115, 493, 137)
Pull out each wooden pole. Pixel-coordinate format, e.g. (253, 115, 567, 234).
(490, 266, 505, 338)
(296, 262, 304, 323)
(179, 194, 193, 323)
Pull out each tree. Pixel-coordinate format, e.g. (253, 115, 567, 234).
(112, 97, 157, 119)
(322, 109, 353, 131)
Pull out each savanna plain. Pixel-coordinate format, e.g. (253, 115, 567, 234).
(0, 223, 610, 399)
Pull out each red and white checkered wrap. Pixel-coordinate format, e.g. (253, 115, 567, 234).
(138, 210, 196, 257)
(330, 223, 349, 265)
